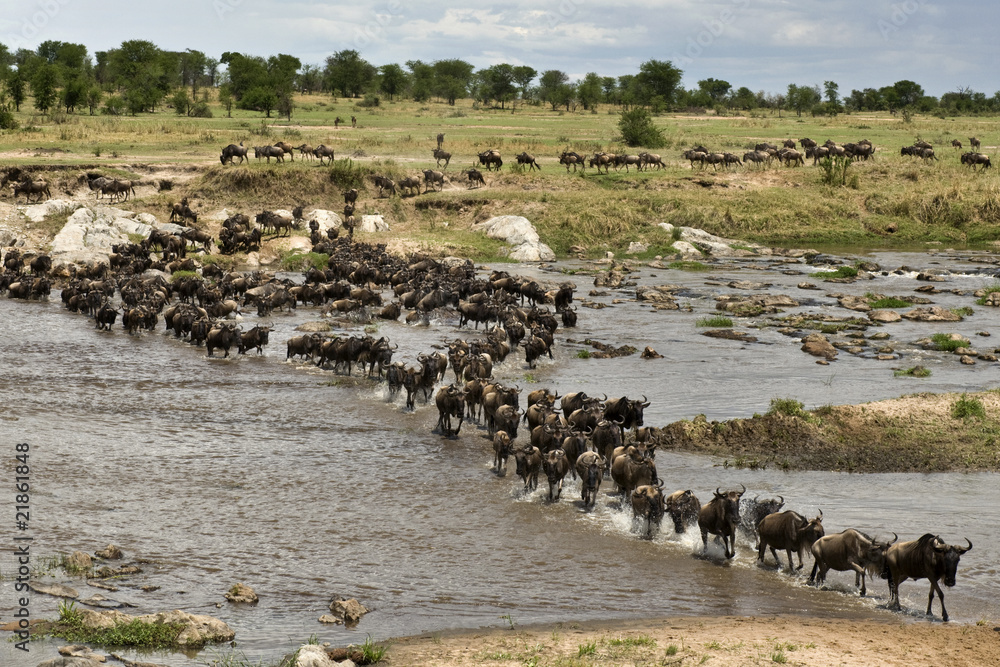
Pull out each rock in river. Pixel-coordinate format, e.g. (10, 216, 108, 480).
(801, 333, 838, 360)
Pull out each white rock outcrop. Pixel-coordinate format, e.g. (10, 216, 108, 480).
(46, 205, 185, 271)
(658, 223, 769, 257)
(308, 209, 342, 233)
(359, 214, 389, 233)
(474, 215, 554, 262)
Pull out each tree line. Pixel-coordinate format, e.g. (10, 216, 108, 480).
(1, 39, 999, 130)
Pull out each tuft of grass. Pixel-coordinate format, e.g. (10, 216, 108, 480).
(953, 306, 974, 317)
(576, 350, 592, 359)
(607, 635, 656, 648)
(280, 251, 330, 272)
(895, 365, 931, 378)
(578, 641, 597, 657)
(170, 270, 201, 283)
(952, 394, 986, 420)
(359, 634, 387, 663)
(811, 265, 858, 280)
(666, 644, 679, 656)
(866, 293, 912, 309)
(976, 283, 1000, 305)
(669, 260, 710, 271)
(697, 315, 733, 327)
(768, 397, 808, 419)
(772, 650, 788, 664)
(931, 333, 966, 352)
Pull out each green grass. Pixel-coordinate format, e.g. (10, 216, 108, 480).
(866, 293, 912, 308)
(169, 270, 201, 283)
(669, 261, 710, 271)
(696, 315, 734, 327)
(952, 394, 987, 420)
(577, 642, 597, 657)
(43, 601, 186, 649)
(976, 283, 1000, 305)
(772, 650, 788, 664)
(895, 365, 932, 378)
(359, 634, 388, 663)
(931, 333, 967, 352)
(576, 350, 592, 359)
(279, 251, 330, 272)
(768, 397, 808, 419)
(607, 635, 656, 648)
(666, 644, 679, 656)
(811, 265, 859, 280)
(953, 306, 975, 317)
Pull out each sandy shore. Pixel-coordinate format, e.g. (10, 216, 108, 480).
(385, 615, 999, 666)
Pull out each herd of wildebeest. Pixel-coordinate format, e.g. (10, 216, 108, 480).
(0, 126, 984, 623)
(210, 132, 994, 198)
(0, 208, 976, 622)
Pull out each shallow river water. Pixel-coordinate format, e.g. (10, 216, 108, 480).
(1, 249, 999, 666)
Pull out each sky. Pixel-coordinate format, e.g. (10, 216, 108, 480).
(2, 0, 997, 98)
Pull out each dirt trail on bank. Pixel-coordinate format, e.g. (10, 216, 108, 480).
(387, 616, 1000, 666)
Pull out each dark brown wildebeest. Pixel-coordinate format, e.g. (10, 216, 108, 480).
(515, 151, 540, 171)
(886, 533, 972, 621)
(220, 143, 249, 165)
(756, 510, 825, 572)
(575, 451, 605, 509)
(477, 149, 503, 171)
(542, 448, 571, 501)
(313, 144, 335, 164)
(610, 446, 658, 498)
(14, 179, 51, 203)
(373, 175, 395, 197)
(397, 175, 421, 196)
(464, 168, 485, 189)
(603, 395, 649, 436)
(422, 169, 445, 193)
(951, 139, 963, 150)
(435, 384, 466, 437)
(343, 188, 359, 205)
(436, 132, 445, 149)
(969, 136, 981, 152)
(559, 151, 585, 172)
(665, 489, 700, 534)
(493, 430, 513, 474)
(698, 484, 746, 559)
(739, 495, 785, 545)
(432, 148, 451, 168)
(254, 145, 285, 163)
(29, 254, 52, 275)
(513, 445, 542, 492)
(237, 324, 270, 355)
(631, 482, 665, 539)
(206, 323, 239, 358)
(799, 137, 817, 149)
(809, 529, 896, 597)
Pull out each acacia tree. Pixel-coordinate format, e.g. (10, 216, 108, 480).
(512, 65, 536, 100)
(477, 64, 516, 108)
(576, 72, 602, 110)
(378, 63, 407, 100)
(324, 49, 375, 98)
(538, 69, 568, 108)
(31, 63, 58, 113)
(432, 59, 474, 105)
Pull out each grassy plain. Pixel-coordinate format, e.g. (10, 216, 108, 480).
(3, 94, 1000, 257)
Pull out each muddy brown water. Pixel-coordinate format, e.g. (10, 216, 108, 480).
(1, 250, 999, 666)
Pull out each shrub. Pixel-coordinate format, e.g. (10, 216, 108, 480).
(866, 294, 912, 309)
(768, 397, 807, 418)
(811, 265, 858, 280)
(697, 315, 733, 327)
(357, 94, 381, 108)
(0, 106, 18, 130)
(952, 394, 986, 420)
(894, 366, 931, 378)
(931, 333, 965, 352)
(976, 283, 1000, 305)
(618, 107, 665, 148)
(669, 261, 710, 271)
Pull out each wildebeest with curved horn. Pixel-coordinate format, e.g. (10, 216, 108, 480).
(885, 533, 972, 622)
(756, 510, 825, 572)
(435, 384, 466, 437)
(631, 482, 665, 539)
(575, 451, 605, 509)
(698, 484, 746, 559)
(665, 489, 700, 534)
(515, 152, 540, 171)
(809, 529, 896, 597)
(220, 143, 249, 165)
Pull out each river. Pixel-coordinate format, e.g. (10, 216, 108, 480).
(1, 249, 998, 666)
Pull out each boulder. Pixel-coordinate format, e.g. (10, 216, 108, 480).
(868, 309, 902, 323)
(308, 209, 343, 233)
(66, 550, 93, 572)
(670, 241, 703, 258)
(658, 223, 769, 257)
(635, 285, 679, 303)
(94, 545, 123, 560)
(224, 583, 258, 604)
(325, 597, 369, 626)
(294, 645, 336, 667)
(133, 610, 235, 646)
(982, 292, 1000, 307)
(797, 282, 823, 290)
(801, 334, 838, 360)
(20, 199, 82, 223)
(640, 346, 663, 359)
(902, 306, 963, 322)
(29, 582, 79, 599)
(58, 645, 107, 662)
(838, 295, 871, 312)
(474, 215, 554, 262)
(35, 658, 105, 667)
(358, 215, 389, 233)
(626, 241, 649, 254)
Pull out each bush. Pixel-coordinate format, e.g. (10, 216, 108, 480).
(951, 394, 986, 420)
(357, 94, 381, 108)
(0, 106, 18, 130)
(618, 108, 665, 148)
(101, 95, 126, 116)
(697, 315, 733, 327)
(768, 397, 808, 419)
(931, 333, 966, 352)
(189, 101, 213, 118)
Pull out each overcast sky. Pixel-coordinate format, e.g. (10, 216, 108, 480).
(2, 0, 997, 97)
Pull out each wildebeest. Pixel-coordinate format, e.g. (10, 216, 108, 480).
(602, 395, 649, 436)
(885, 534, 972, 622)
(961, 152, 991, 170)
(739, 495, 785, 545)
(809, 529, 896, 597)
(698, 484, 746, 559)
(422, 169, 445, 193)
(206, 323, 238, 358)
(434, 384, 466, 437)
(254, 145, 285, 163)
(493, 430, 513, 474)
(313, 144, 335, 164)
(397, 176, 422, 196)
(558, 151, 585, 172)
(477, 149, 503, 171)
(665, 489, 700, 534)
(515, 152, 540, 171)
(220, 143, 249, 165)
(513, 445, 542, 491)
(343, 188, 359, 205)
(969, 136, 981, 152)
(756, 510, 825, 572)
(575, 451, 605, 509)
(273, 141, 295, 161)
(237, 325, 270, 355)
(286, 334, 322, 361)
(373, 175, 396, 197)
(610, 446, 658, 498)
(464, 168, 485, 189)
(432, 148, 451, 168)
(631, 482, 665, 539)
(542, 448, 571, 501)
(13, 179, 51, 203)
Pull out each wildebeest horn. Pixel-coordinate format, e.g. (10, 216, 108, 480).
(753, 495, 759, 503)
(600, 393, 607, 402)
(959, 538, 973, 553)
(817, 509, 823, 520)
(656, 479, 664, 488)
(777, 495, 784, 506)
(888, 532, 898, 546)
(716, 487, 723, 496)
